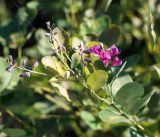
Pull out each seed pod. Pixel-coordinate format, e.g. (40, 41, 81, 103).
(19, 72, 30, 78)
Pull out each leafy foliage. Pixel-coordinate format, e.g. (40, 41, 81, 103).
(0, 0, 160, 137)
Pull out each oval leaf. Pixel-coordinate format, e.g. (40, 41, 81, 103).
(41, 56, 66, 77)
(52, 27, 70, 49)
(99, 25, 121, 45)
(99, 109, 129, 124)
(87, 70, 108, 91)
(50, 77, 71, 102)
(115, 82, 144, 114)
(111, 75, 133, 95)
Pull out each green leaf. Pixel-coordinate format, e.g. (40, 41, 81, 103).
(130, 127, 145, 137)
(99, 108, 129, 124)
(123, 54, 140, 69)
(153, 65, 160, 78)
(87, 70, 108, 91)
(41, 56, 66, 77)
(86, 41, 101, 48)
(148, 12, 156, 48)
(80, 15, 110, 36)
(80, 111, 101, 130)
(71, 37, 81, 49)
(50, 77, 71, 102)
(111, 75, 133, 95)
(51, 27, 70, 50)
(99, 25, 121, 46)
(35, 29, 51, 56)
(134, 89, 156, 112)
(71, 53, 80, 69)
(3, 128, 26, 137)
(115, 82, 144, 114)
(0, 58, 19, 93)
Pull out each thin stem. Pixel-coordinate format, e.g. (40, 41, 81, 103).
(110, 61, 127, 87)
(15, 66, 49, 76)
(42, 93, 71, 111)
(64, 52, 72, 63)
(18, 47, 22, 64)
(1, 107, 31, 129)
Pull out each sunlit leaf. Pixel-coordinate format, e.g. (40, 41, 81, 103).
(87, 70, 108, 91)
(51, 27, 70, 50)
(41, 56, 66, 77)
(50, 77, 71, 102)
(0, 58, 19, 93)
(153, 65, 160, 78)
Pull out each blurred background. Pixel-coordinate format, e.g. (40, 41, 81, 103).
(0, 0, 160, 137)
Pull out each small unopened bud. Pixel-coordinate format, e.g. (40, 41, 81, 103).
(32, 61, 39, 69)
(45, 33, 51, 37)
(6, 55, 14, 64)
(46, 21, 51, 27)
(6, 65, 14, 72)
(21, 59, 27, 68)
(83, 49, 91, 54)
(19, 72, 30, 78)
(64, 71, 70, 79)
(8, 55, 13, 64)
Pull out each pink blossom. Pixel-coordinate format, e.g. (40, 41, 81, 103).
(90, 45, 102, 56)
(111, 57, 122, 67)
(100, 51, 111, 60)
(99, 51, 111, 65)
(109, 45, 120, 56)
(102, 59, 110, 65)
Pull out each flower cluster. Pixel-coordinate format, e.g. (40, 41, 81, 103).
(89, 45, 122, 67)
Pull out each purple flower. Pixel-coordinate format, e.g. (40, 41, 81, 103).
(102, 59, 110, 65)
(90, 45, 102, 56)
(99, 51, 111, 65)
(87, 44, 122, 67)
(100, 51, 111, 60)
(111, 57, 122, 67)
(109, 45, 120, 56)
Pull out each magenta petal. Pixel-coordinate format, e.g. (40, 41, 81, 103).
(90, 45, 102, 56)
(103, 59, 109, 65)
(111, 57, 122, 67)
(109, 45, 120, 56)
(100, 51, 111, 60)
